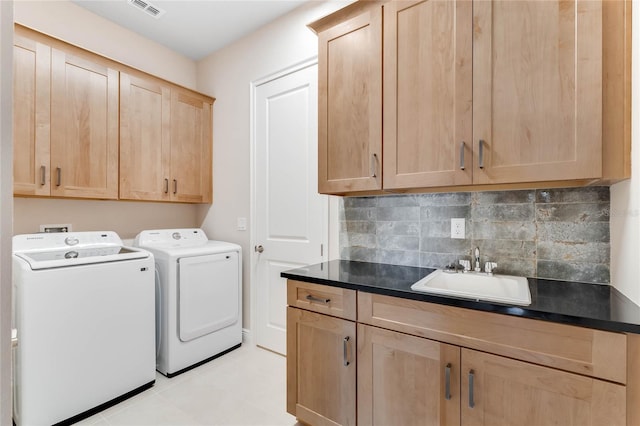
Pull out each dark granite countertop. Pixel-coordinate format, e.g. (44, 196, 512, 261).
(281, 260, 640, 334)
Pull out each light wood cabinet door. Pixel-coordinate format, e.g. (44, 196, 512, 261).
(317, 6, 382, 194)
(50, 49, 119, 199)
(119, 72, 171, 201)
(383, 0, 472, 189)
(13, 35, 51, 196)
(473, 0, 603, 184)
(461, 348, 625, 426)
(287, 307, 356, 426)
(358, 324, 461, 426)
(169, 89, 213, 203)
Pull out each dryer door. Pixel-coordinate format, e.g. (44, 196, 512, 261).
(178, 252, 240, 342)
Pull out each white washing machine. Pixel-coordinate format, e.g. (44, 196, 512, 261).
(134, 228, 242, 377)
(12, 231, 156, 426)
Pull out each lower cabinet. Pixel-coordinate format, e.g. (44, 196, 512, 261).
(286, 281, 629, 426)
(358, 324, 460, 426)
(287, 307, 356, 426)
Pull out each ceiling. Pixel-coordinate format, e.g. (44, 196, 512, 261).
(71, 0, 310, 61)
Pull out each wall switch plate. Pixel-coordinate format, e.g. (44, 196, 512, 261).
(237, 217, 247, 231)
(451, 218, 465, 239)
(40, 223, 72, 233)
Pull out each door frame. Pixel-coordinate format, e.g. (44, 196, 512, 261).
(249, 57, 327, 348)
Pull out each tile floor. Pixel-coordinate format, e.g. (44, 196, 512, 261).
(76, 345, 300, 426)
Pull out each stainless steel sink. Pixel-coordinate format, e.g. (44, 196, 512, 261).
(410, 269, 531, 305)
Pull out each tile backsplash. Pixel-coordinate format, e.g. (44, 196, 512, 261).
(339, 187, 610, 284)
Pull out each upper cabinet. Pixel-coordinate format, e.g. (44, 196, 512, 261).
(50, 49, 119, 199)
(316, 3, 383, 193)
(13, 35, 51, 197)
(13, 25, 214, 204)
(311, 0, 631, 195)
(119, 73, 213, 203)
(384, 0, 473, 189)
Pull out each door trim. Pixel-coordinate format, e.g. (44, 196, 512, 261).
(249, 57, 324, 349)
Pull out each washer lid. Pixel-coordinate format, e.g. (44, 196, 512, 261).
(13, 231, 149, 270)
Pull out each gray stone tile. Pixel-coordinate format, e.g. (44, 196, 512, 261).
(377, 206, 420, 221)
(472, 204, 535, 221)
(474, 190, 535, 205)
(536, 187, 609, 204)
(343, 197, 377, 208)
(472, 222, 537, 241)
(536, 203, 610, 223)
(377, 250, 420, 267)
(537, 241, 610, 263)
(377, 194, 418, 207)
(419, 237, 469, 254)
(471, 240, 536, 260)
(343, 221, 377, 234)
(420, 205, 471, 221)
(376, 221, 420, 236)
(416, 192, 471, 206)
(537, 222, 610, 243)
(487, 258, 536, 277)
(537, 260, 610, 284)
(420, 221, 451, 239)
(343, 207, 376, 221)
(420, 252, 461, 269)
(342, 233, 376, 248)
(342, 247, 377, 263)
(377, 235, 420, 251)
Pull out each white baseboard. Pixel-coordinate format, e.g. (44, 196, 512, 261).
(242, 328, 252, 346)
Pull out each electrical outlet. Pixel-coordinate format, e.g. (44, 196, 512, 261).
(451, 218, 465, 239)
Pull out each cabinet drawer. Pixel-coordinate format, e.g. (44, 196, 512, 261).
(287, 280, 357, 321)
(358, 292, 626, 384)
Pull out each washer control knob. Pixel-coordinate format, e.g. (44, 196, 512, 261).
(64, 236, 79, 246)
(172, 232, 181, 240)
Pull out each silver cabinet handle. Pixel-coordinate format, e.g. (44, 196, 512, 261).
(468, 370, 475, 408)
(40, 165, 46, 186)
(305, 294, 330, 304)
(343, 336, 350, 366)
(478, 140, 485, 169)
(173, 179, 177, 194)
(460, 142, 465, 170)
(164, 178, 169, 194)
(55, 167, 61, 187)
(370, 153, 378, 178)
(445, 363, 452, 400)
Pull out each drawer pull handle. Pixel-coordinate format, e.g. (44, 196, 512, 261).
(164, 178, 169, 194)
(40, 165, 46, 186)
(478, 140, 485, 169)
(445, 363, 452, 400)
(468, 370, 475, 408)
(343, 336, 350, 366)
(459, 142, 465, 170)
(305, 294, 330, 304)
(173, 179, 177, 194)
(55, 167, 61, 187)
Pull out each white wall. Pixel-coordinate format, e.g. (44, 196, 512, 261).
(14, 0, 197, 89)
(196, 0, 350, 328)
(0, 1, 13, 421)
(611, 4, 640, 305)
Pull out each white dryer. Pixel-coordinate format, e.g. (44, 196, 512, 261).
(134, 228, 242, 377)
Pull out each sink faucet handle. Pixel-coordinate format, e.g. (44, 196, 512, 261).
(485, 261, 497, 275)
(459, 259, 471, 272)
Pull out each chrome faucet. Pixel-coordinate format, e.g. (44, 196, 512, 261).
(474, 247, 481, 272)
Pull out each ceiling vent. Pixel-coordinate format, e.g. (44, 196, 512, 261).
(127, 0, 166, 19)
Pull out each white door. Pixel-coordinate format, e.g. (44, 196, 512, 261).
(253, 62, 327, 355)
